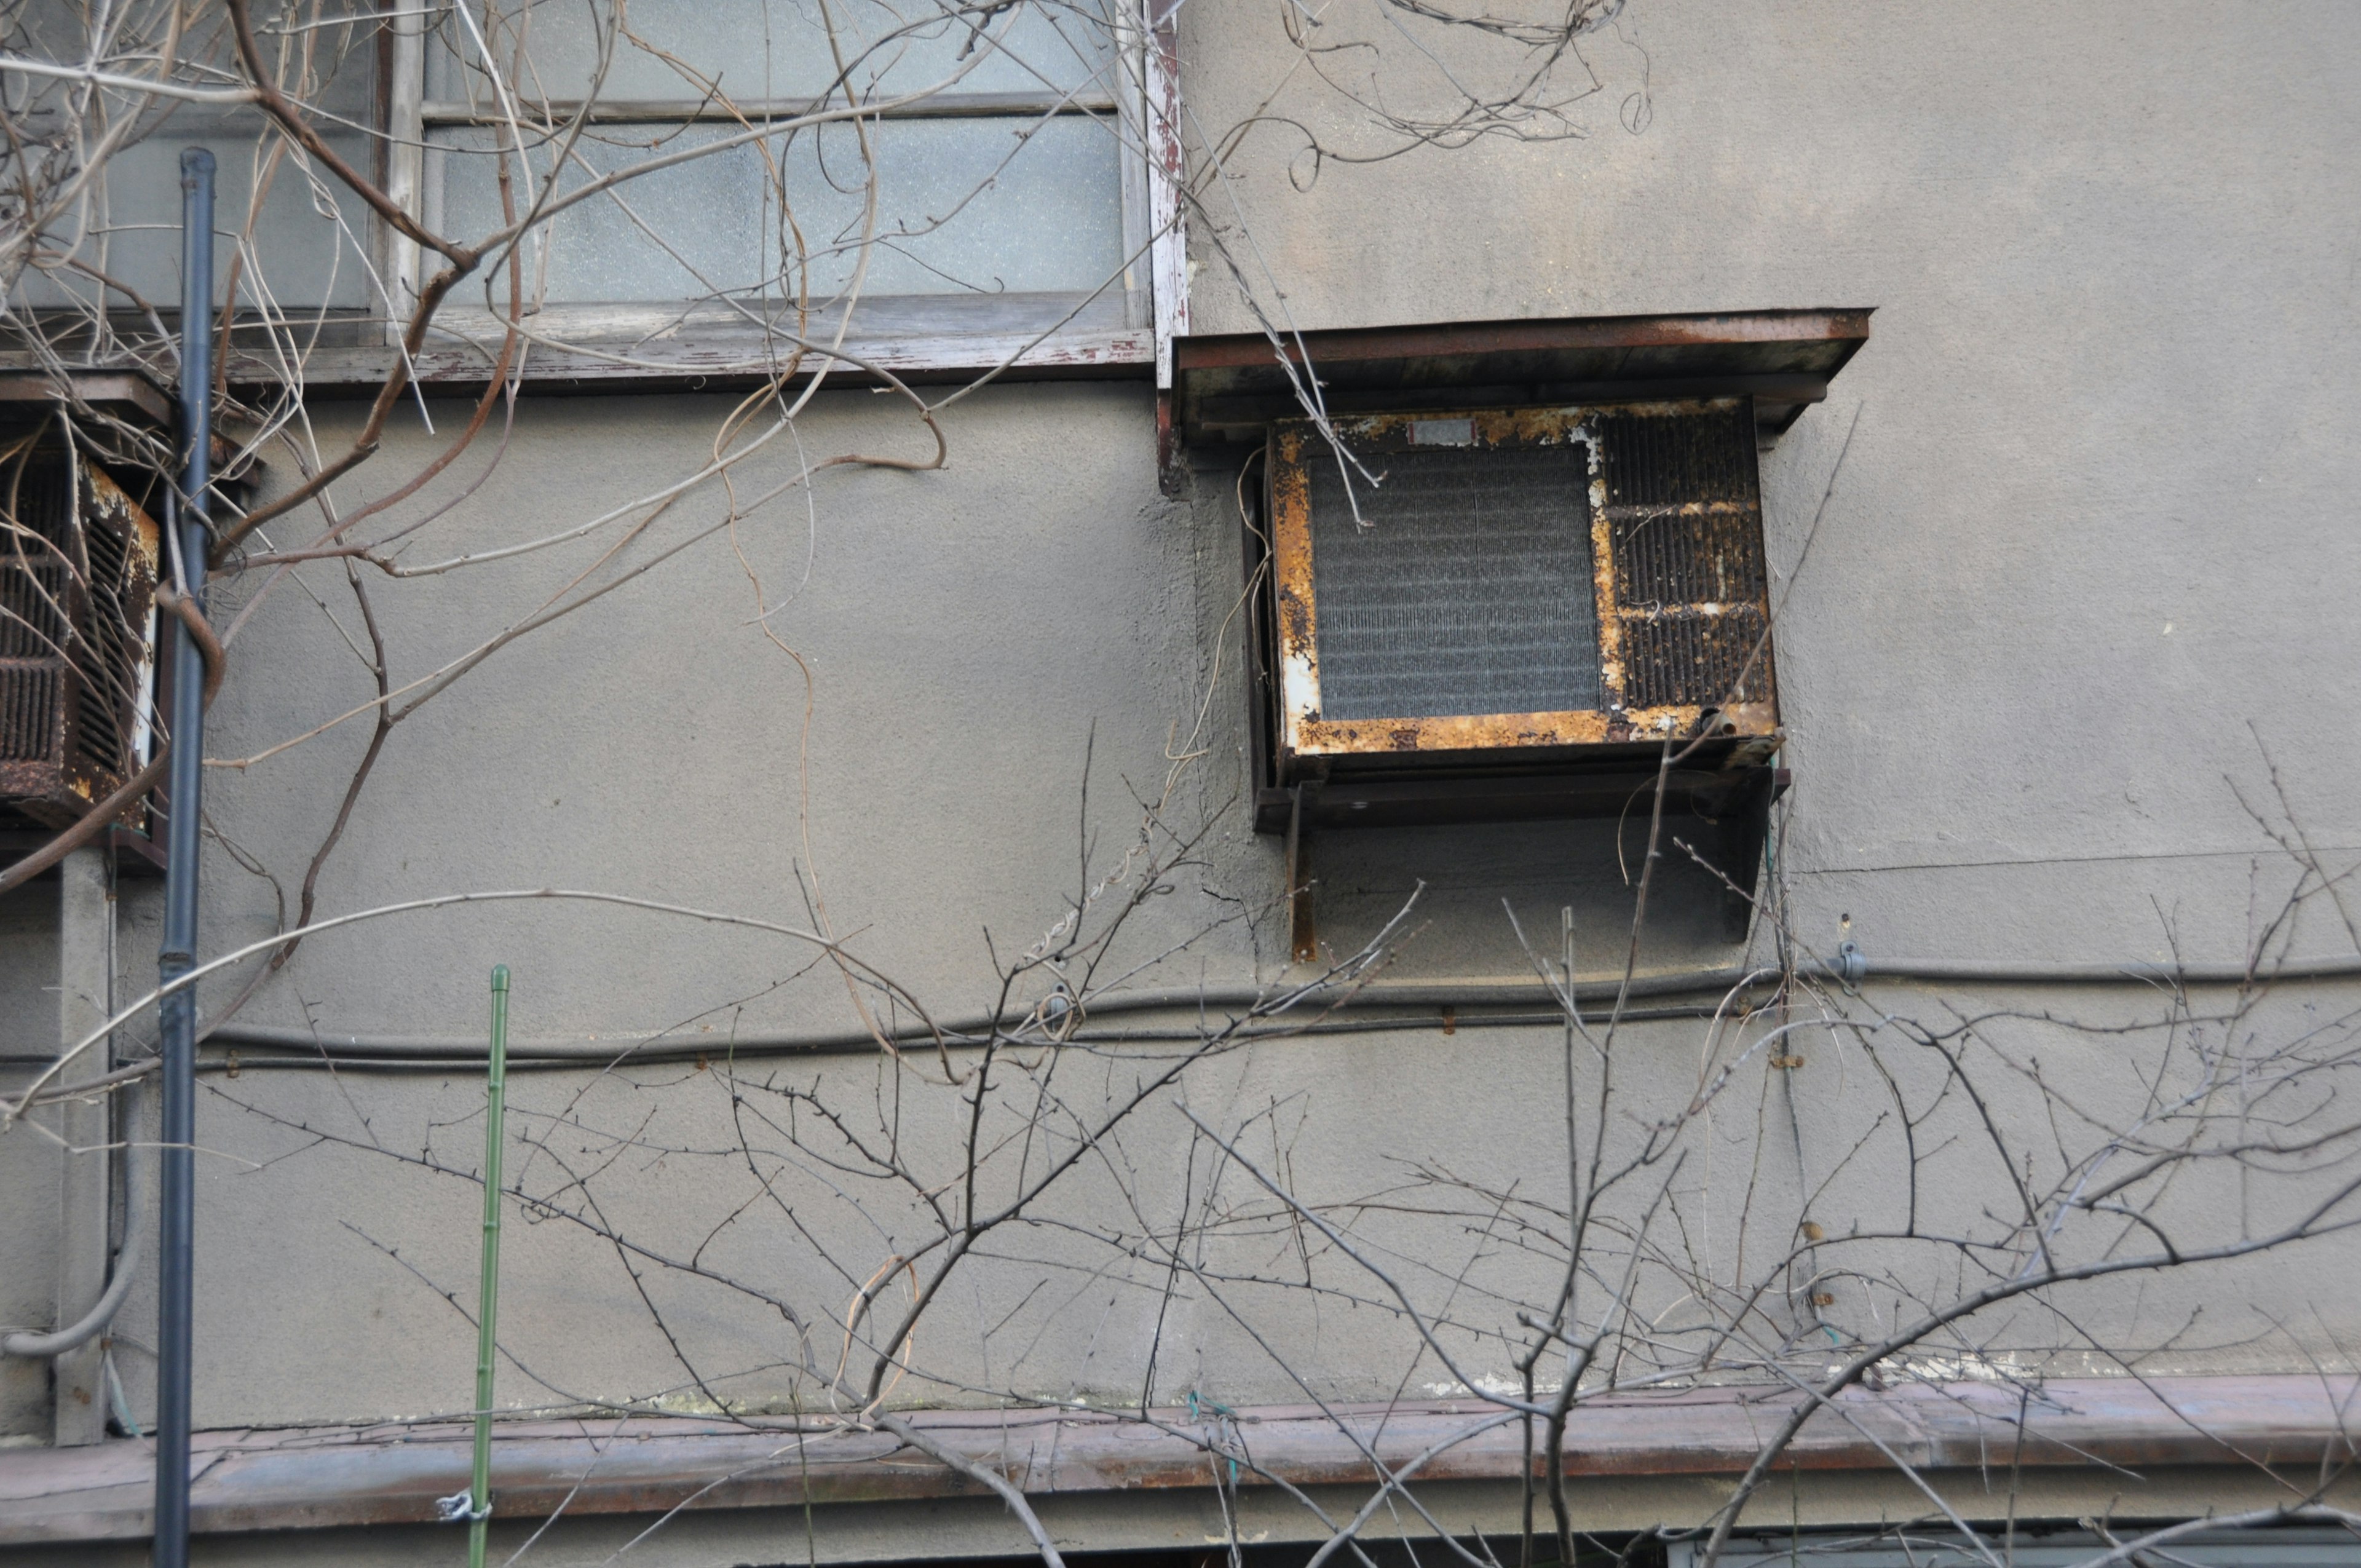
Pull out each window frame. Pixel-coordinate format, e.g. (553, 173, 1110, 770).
(373, 0, 1176, 383)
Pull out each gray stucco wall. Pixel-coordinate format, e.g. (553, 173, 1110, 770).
(0, 882, 61, 1441)
(4, 0, 2359, 1499)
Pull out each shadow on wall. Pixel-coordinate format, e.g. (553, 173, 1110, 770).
(1297, 811, 1757, 980)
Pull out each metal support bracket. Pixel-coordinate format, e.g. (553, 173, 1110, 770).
(1284, 783, 1321, 964)
(1709, 766, 1786, 942)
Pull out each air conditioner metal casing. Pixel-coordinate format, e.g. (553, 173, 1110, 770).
(1256, 398, 1779, 804)
(1247, 398, 1788, 940)
(0, 450, 162, 828)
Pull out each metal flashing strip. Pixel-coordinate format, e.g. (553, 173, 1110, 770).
(0, 1375, 2351, 1548)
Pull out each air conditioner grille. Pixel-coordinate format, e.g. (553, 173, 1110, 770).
(1307, 441, 1600, 721)
(0, 665, 59, 762)
(1, 458, 74, 773)
(0, 460, 74, 659)
(1610, 505, 1766, 608)
(1599, 405, 1771, 710)
(1619, 610, 1770, 710)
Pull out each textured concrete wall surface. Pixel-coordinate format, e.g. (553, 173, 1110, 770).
(0, 884, 62, 1441)
(2, 1, 2359, 1556)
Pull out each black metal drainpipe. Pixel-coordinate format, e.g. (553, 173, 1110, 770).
(154, 144, 213, 1568)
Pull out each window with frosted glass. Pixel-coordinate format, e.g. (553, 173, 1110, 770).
(4, 1, 378, 314)
(421, 0, 1131, 308)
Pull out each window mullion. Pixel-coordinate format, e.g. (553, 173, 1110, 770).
(384, 0, 427, 347)
(1117, 18, 1152, 331)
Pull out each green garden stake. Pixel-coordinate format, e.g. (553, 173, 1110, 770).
(458, 967, 509, 1567)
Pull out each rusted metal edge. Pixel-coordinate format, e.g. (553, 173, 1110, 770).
(1174, 308, 1875, 373)
(0, 1375, 2348, 1546)
(1175, 311, 1871, 445)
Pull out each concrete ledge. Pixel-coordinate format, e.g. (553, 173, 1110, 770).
(1, 1375, 2352, 1550)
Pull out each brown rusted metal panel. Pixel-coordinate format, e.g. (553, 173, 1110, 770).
(1155, 387, 1183, 496)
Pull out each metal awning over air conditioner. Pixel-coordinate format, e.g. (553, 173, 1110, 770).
(1173, 307, 1873, 445)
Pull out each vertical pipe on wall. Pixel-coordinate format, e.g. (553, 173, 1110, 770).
(467, 966, 512, 1568)
(52, 846, 113, 1445)
(153, 144, 214, 1568)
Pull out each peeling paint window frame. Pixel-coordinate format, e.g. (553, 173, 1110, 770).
(388, 0, 1160, 376)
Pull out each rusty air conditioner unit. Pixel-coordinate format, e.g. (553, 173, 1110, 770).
(0, 438, 163, 831)
(1268, 399, 1776, 763)
(1171, 310, 1872, 949)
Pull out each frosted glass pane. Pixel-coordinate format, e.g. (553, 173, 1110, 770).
(6, 0, 378, 312)
(8, 0, 378, 119)
(12, 132, 376, 312)
(427, 0, 1122, 105)
(432, 114, 1123, 301)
